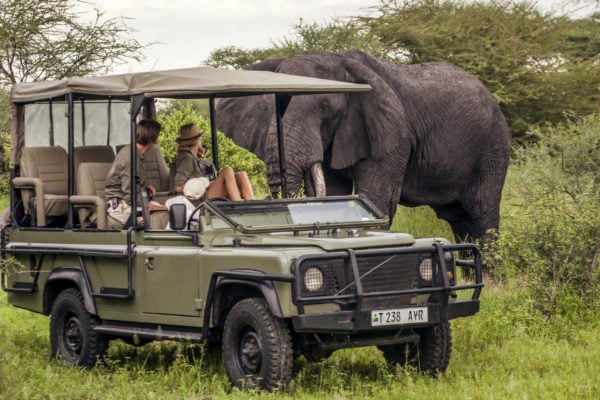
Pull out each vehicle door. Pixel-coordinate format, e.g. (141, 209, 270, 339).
(135, 232, 203, 317)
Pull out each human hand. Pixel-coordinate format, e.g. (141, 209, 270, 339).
(146, 184, 157, 197)
(199, 145, 207, 157)
(148, 201, 167, 211)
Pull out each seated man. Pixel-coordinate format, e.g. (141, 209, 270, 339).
(170, 123, 254, 201)
(105, 119, 162, 230)
(165, 177, 209, 230)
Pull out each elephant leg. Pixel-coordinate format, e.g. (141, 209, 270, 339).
(457, 170, 505, 244)
(431, 202, 473, 243)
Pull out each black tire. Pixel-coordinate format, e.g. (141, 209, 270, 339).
(379, 322, 452, 375)
(49, 288, 108, 368)
(222, 298, 293, 390)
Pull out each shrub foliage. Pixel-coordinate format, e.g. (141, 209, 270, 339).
(496, 113, 600, 315)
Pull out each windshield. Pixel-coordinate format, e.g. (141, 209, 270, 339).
(206, 197, 385, 232)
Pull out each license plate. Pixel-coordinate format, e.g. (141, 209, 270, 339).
(371, 307, 429, 327)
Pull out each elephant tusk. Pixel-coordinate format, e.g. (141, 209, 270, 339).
(310, 163, 326, 197)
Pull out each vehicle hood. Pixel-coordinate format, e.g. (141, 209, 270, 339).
(207, 230, 415, 251)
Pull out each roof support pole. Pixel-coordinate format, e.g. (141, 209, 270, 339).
(66, 93, 74, 228)
(209, 95, 219, 171)
(275, 95, 289, 198)
(128, 95, 145, 228)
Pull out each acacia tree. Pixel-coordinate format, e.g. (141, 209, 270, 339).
(206, 1, 599, 139)
(360, 0, 600, 138)
(0, 0, 144, 85)
(205, 18, 386, 69)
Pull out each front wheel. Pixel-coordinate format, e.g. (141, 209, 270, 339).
(379, 322, 452, 375)
(222, 298, 293, 390)
(49, 288, 108, 368)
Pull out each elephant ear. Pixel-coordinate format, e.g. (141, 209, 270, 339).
(330, 59, 409, 170)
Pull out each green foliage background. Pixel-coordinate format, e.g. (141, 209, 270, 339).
(156, 103, 268, 196)
(494, 113, 600, 315)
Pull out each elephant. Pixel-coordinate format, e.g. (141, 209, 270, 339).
(216, 50, 511, 242)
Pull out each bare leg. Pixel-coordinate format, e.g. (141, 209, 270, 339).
(207, 167, 241, 201)
(235, 171, 255, 200)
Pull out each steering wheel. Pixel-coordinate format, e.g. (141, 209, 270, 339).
(186, 204, 205, 230)
(186, 197, 231, 230)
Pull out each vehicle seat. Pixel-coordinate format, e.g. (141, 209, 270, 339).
(143, 145, 169, 191)
(74, 145, 115, 174)
(12, 146, 69, 227)
(143, 145, 170, 203)
(150, 211, 170, 229)
(70, 162, 112, 229)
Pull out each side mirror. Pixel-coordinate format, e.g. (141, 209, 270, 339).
(169, 204, 187, 230)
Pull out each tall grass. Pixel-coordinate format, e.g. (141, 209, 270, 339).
(2, 283, 599, 399)
(390, 205, 453, 240)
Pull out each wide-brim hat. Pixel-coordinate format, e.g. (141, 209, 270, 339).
(183, 177, 210, 200)
(176, 126, 202, 143)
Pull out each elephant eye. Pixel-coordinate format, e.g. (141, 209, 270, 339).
(318, 101, 329, 113)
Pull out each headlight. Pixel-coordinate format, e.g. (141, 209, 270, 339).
(419, 258, 433, 281)
(304, 267, 324, 292)
(444, 251, 453, 262)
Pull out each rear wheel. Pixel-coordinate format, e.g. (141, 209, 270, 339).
(222, 298, 293, 390)
(379, 322, 452, 375)
(50, 288, 108, 368)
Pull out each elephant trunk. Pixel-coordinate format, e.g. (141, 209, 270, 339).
(265, 105, 325, 197)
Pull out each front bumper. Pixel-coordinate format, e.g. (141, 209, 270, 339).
(292, 299, 480, 333)
(291, 242, 483, 333)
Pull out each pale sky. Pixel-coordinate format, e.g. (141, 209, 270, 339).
(90, 0, 597, 74)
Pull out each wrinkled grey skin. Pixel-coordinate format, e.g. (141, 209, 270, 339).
(216, 50, 511, 241)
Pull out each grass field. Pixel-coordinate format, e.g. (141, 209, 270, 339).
(2, 281, 599, 399)
(1, 205, 599, 399)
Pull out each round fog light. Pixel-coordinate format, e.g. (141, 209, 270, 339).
(304, 267, 324, 292)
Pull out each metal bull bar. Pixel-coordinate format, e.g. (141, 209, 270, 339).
(291, 242, 484, 316)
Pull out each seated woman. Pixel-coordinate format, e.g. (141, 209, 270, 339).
(170, 123, 254, 201)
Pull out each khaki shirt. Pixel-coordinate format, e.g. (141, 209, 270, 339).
(105, 145, 147, 206)
(171, 150, 217, 190)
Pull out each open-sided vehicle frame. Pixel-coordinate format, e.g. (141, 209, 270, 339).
(1, 66, 483, 390)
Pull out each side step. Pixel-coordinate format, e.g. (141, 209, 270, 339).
(95, 323, 204, 343)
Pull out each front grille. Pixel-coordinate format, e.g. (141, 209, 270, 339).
(297, 252, 420, 309)
(356, 254, 417, 292)
(356, 253, 417, 308)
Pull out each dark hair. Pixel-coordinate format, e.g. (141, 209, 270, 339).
(136, 119, 161, 145)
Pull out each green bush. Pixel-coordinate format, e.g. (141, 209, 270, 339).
(496, 113, 600, 316)
(0, 90, 11, 197)
(156, 102, 268, 196)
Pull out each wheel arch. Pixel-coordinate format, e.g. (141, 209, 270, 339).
(211, 278, 283, 329)
(44, 267, 97, 316)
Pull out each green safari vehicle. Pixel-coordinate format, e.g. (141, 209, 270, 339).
(1, 67, 483, 390)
